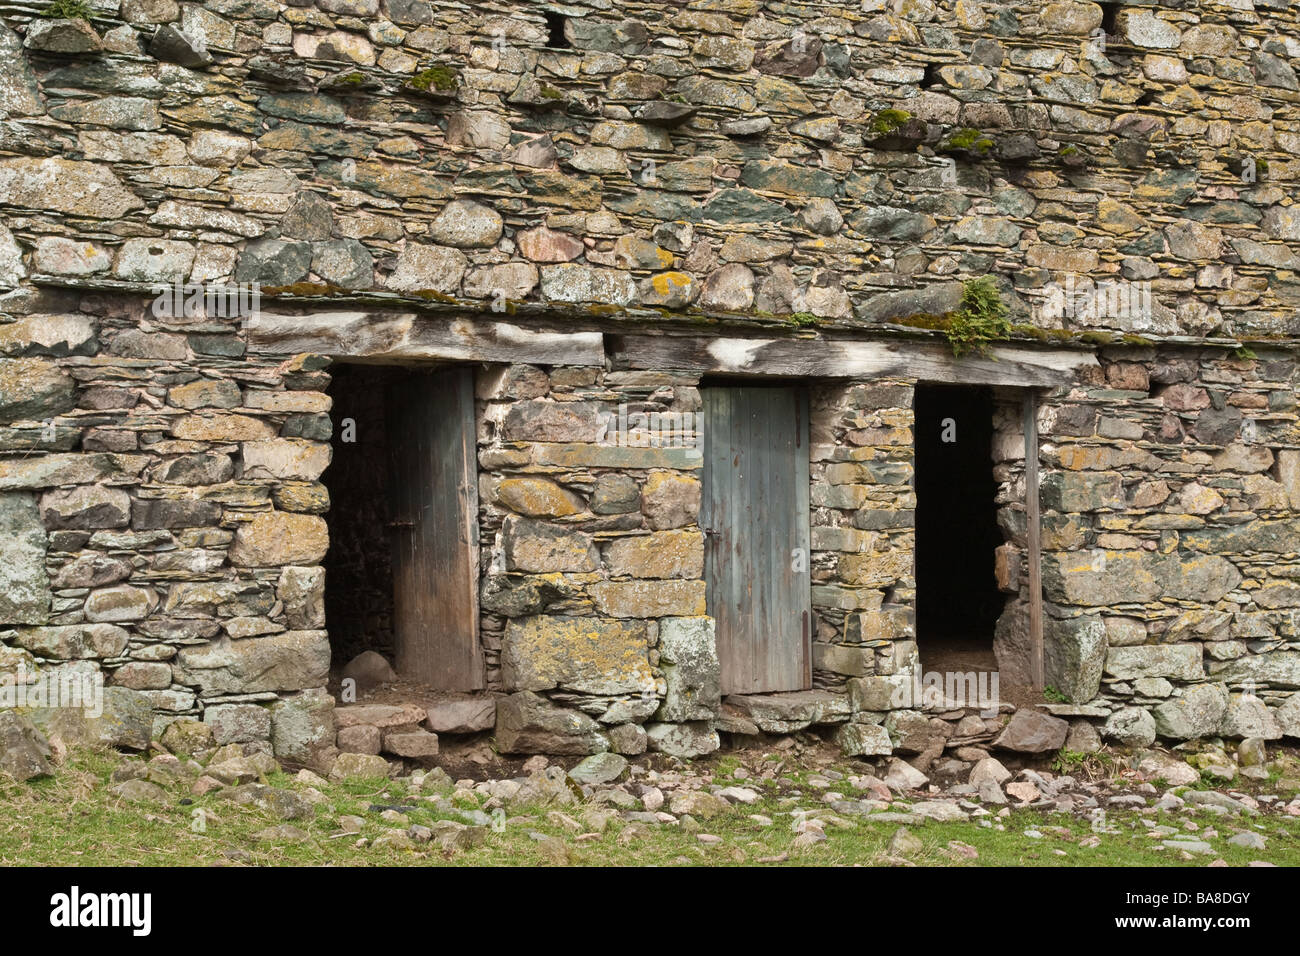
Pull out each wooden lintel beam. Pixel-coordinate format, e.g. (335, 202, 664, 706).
(247, 311, 607, 366)
(609, 334, 1098, 387)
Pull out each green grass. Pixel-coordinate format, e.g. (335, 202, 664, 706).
(2, 747, 1296, 867)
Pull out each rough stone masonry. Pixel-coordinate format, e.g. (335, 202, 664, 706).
(0, 0, 1299, 771)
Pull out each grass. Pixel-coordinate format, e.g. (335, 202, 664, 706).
(2, 747, 1297, 867)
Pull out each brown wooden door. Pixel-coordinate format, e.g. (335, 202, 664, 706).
(702, 385, 811, 695)
(387, 366, 483, 690)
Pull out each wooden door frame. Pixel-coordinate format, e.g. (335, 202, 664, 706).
(1022, 390, 1044, 692)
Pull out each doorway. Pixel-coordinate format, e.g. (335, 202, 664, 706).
(701, 383, 811, 695)
(913, 384, 1004, 674)
(323, 363, 483, 692)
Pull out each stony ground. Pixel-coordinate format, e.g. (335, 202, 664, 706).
(2, 738, 1297, 867)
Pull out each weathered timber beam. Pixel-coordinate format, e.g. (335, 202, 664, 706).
(247, 311, 606, 366)
(608, 334, 1099, 387)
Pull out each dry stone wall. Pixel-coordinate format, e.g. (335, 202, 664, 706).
(0, 0, 1299, 762)
(0, 0, 1298, 336)
(1036, 346, 1300, 746)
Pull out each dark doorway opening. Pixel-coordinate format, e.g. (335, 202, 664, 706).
(323, 363, 483, 692)
(913, 384, 1004, 673)
(323, 363, 399, 668)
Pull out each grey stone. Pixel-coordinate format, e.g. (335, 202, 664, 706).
(993, 710, 1069, 753)
(0, 24, 43, 117)
(149, 25, 212, 67)
(386, 243, 467, 294)
(234, 239, 312, 286)
(539, 263, 636, 305)
(1276, 694, 1300, 738)
(591, 474, 640, 514)
(1064, 720, 1103, 753)
(724, 690, 850, 733)
(329, 752, 393, 780)
(1209, 652, 1300, 690)
(222, 783, 313, 820)
(280, 192, 334, 241)
(1253, 50, 1298, 90)
(1105, 644, 1204, 681)
(1152, 683, 1230, 740)
(25, 18, 102, 54)
(310, 238, 374, 290)
(0, 358, 76, 423)
(0, 492, 50, 625)
(568, 751, 628, 785)
(835, 721, 892, 756)
(277, 566, 324, 630)
(607, 723, 647, 755)
(174, 631, 330, 696)
(383, 729, 439, 757)
(1043, 615, 1106, 703)
(1134, 749, 1199, 786)
(645, 721, 719, 758)
(0, 712, 52, 781)
(698, 263, 755, 311)
(429, 199, 503, 248)
(270, 689, 336, 771)
(849, 206, 935, 241)
(204, 703, 272, 744)
(10, 623, 129, 659)
(969, 756, 1012, 787)
(341, 650, 395, 690)
(110, 778, 167, 802)
(883, 757, 928, 791)
(1221, 694, 1282, 740)
(28, 684, 153, 751)
(425, 694, 496, 733)
(495, 691, 609, 755)
(655, 616, 720, 722)
(0, 158, 143, 219)
(1228, 830, 1266, 850)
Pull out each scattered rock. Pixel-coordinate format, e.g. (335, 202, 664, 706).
(994, 710, 1070, 753)
(568, 752, 628, 785)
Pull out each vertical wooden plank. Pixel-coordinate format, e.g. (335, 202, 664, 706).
(1024, 391, 1044, 691)
(748, 386, 768, 692)
(785, 385, 806, 691)
(388, 367, 483, 691)
(728, 386, 751, 693)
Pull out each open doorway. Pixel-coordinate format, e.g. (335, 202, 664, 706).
(323, 363, 483, 692)
(913, 384, 1004, 677)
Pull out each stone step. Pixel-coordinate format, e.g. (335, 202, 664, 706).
(383, 729, 440, 758)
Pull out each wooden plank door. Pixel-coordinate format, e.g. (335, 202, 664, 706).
(387, 366, 484, 690)
(702, 385, 811, 695)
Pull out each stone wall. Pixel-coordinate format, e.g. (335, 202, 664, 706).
(1036, 346, 1300, 746)
(0, 1, 1297, 338)
(0, 293, 337, 759)
(1, 0, 1300, 762)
